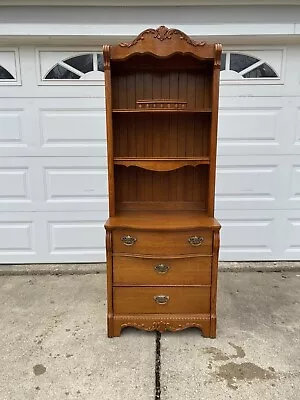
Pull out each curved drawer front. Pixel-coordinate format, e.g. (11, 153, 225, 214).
(112, 229, 212, 255)
(114, 286, 211, 314)
(113, 256, 211, 285)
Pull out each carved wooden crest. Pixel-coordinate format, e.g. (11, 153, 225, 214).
(120, 25, 206, 48)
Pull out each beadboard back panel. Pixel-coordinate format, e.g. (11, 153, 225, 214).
(113, 113, 211, 158)
(115, 165, 208, 211)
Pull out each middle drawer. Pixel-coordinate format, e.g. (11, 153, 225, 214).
(113, 256, 212, 286)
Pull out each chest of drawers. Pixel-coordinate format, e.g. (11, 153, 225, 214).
(105, 213, 220, 337)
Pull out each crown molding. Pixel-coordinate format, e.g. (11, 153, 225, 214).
(1, 0, 300, 5)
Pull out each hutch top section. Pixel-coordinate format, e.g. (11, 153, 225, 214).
(104, 25, 222, 64)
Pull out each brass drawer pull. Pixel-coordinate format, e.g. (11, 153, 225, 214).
(154, 295, 169, 305)
(188, 236, 204, 246)
(121, 235, 137, 246)
(154, 264, 170, 274)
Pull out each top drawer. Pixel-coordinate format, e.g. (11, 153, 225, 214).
(112, 229, 212, 255)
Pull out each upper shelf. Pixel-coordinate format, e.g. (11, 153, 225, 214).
(112, 109, 212, 114)
(114, 157, 210, 171)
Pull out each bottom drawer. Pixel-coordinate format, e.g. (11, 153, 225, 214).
(114, 286, 211, 314)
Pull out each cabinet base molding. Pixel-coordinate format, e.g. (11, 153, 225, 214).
(108, 314, 216, 338)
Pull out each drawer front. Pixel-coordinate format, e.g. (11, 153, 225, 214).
(114, 287, 211, 314)
(112, 230, 212, 255)
(113, 256, 212, 285)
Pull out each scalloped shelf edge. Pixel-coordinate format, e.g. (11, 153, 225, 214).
(114, 159, 210, 171)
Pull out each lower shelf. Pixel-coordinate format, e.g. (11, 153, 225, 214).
(108, 313, 216, 338)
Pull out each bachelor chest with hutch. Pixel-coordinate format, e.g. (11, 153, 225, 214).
(104, 26, 222, 338)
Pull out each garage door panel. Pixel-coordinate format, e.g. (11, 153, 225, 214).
(44, 166, 108, 211)
(216, 210, 283, 260)
(0, 213, 41, 263)
(0, 167, 30, 201)
(216, 156, 285, 210)
(45, 211, 107, 263)
(37, 97, 107, 157)
(217, 211, 276, 260)
(40, 108, 106, 149)
(287, 161, 300, 209)
(0, 98, 107, 157)
(218, 108, 279, 143)
(0, 109, 24, 145)
(0, 158, 38, 212)
(295, 106, 300, 149)
(48, 221, 105, 255)
(220, 83, 286, 98)
(0, 102, 31, 155)
(0, 157, 108, 212)
(217, 209, 300, 261)
(217, 97, 297, 156)
(0, 211, 107, 263)
(0, 222, 35, 253)
(43, 158, 108, 212)
(284, 214, 300, 259)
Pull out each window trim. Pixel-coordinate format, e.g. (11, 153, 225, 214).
(220, 46, 285, 86)
(36, 47, 105, 86)
(0, 48, 21, 86)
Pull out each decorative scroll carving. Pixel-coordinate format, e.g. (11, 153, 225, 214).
(120, 321, 205, 333)
(120, 25, 206, 48)
(213, 230, 220, 254)
(103, 45, 111, 70)
(113, 314, 211, 337)
(214, 43, 222, 68)
(105, 230, 112, 253)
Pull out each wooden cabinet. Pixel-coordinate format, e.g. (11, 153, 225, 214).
(104, 26, 222, 338)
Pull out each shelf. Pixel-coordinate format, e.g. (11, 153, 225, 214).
(105, 210, 221, 231)
(114, 157, 210, 171)
(112, 109, 212, 114)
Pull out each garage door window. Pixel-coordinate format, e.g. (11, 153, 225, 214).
(0, 49, 20, 85)
(221, 52, 278, 80)
(0, 65, 14, 80)
(42, 52, 104, 82)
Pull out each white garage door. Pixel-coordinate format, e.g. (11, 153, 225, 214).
(0, 47, 108, 263)
(0, 45, 299, 263)
(216, 46, 300, 260)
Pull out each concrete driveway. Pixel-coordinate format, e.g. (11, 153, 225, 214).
(0, 270, 299, 400)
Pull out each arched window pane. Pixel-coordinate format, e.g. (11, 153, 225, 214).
(221, 54, 226, 71)
(45, 64, 80, 79)
(64, 54, 93, 74)
(230, 53, 259, 73)
(221, 51, 278, 80)
(97, 54, 104, 72)
(44, 52, 104, 80)
(242, 63, 278, 78)
(0, 65, 14, 80)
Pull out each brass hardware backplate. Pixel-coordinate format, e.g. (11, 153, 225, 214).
(153, 295, 170, 305)
(121, 235, 137, 246)
(154, 264, 170, 274)
(188, 236, 204, 246)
